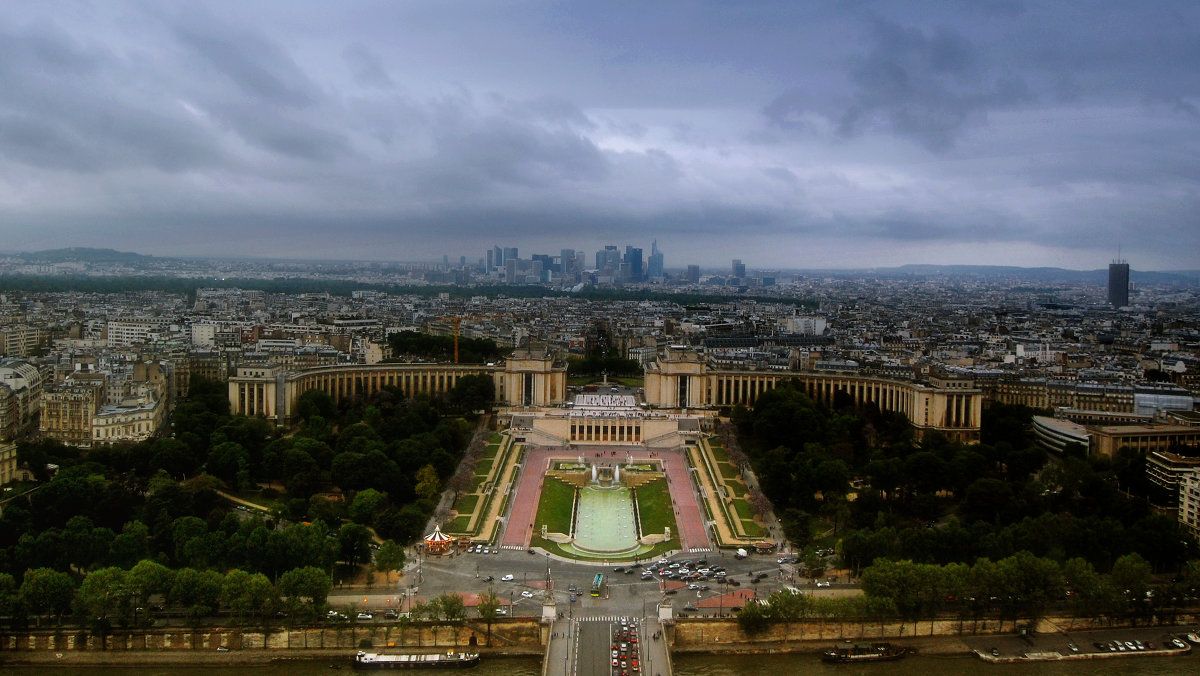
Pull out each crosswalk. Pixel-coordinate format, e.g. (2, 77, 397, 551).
(574, 615, 640, 623)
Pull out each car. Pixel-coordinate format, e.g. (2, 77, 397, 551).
(491, 548, 499, 554)
(570, 593, 578, 602)
(665, 589, 678, 595)
(683, 604, 698, 611)
(816, 581, 831, 588)
(520, 591, 534, 598)
(217, 646, 230, 652)
(1171, 638, 1187, 649)
(357, 612, 373, 621)
(384, 609, 399, 619)
(501, 574, 514, 581)
(483, 575, 494, 582)
(495, 608, 507, 615)
(688, 584, 700, 590)
(527, 548, 535, 554)
(614, 567, 625, 573)
(1067, 643, 1078, 653)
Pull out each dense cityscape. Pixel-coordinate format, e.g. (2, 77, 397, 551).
(1, 245, 1199, 672)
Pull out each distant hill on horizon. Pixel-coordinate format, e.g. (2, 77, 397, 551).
(14, 247, 154, 264)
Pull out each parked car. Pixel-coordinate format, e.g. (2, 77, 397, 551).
(501, 574, 514, 581)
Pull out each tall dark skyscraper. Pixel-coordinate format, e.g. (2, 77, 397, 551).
(1109, 260, 1130, 307)
(624, 246, 643, 281)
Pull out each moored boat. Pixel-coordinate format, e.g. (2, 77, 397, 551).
(351, 650, 480, 670)
(821, 642, 908, 663)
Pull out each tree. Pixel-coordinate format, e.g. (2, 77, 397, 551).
(278, 566, 332, 620)
(222, 569, 278, 624)
(75, 567, 130, 636)
(338, 523, 372, 566)
(1110, 552, 1153, 612)
(169, 568, 223, 623)
(374, 540, 406, 583)
(448, 374, 495, 412)
(414, 464, 441, 501)
(297, 388, 336, 421)
(349, 489, 388, 524)
(436, 592, 466, 643)
(736, 600, 769, 635)
(127, 559, 174, 626)
(477, 591, 501, 646)
(19, 567, 75, 626)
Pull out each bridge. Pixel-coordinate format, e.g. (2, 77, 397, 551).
(544, 613, 672, 676)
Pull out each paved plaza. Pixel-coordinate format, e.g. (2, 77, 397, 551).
(500, 445, 712, 553)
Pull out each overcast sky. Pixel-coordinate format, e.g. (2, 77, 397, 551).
(1, 1, 1198, 270)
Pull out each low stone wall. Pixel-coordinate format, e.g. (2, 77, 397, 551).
(670, 613, 1200, 649)
(0, 619, 545, 654)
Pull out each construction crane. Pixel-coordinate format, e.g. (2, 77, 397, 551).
(435, 315, 504, 363)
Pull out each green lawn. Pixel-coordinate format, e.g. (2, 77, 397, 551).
(709, 444, 729, 462)
(453, 494, 479, 514)
(488, 433, 502, 444)
(444, 515, 471, 533)
(732, 499, 756, 521)
(482, 443, 500, 460)
(475, 458, 494, 475)
(533, 477, 575, 534)
(635, 479, 677, 535)
(724, 479, 748, 498)
(740, 519, 767, 538)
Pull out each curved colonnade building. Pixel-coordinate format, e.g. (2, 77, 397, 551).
(228, 349, 567, 423)
(230, 346, 982, 442)
(644, 347, 981, 442)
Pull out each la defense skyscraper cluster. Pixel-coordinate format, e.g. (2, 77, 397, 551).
(1109, 259, 1130, 308)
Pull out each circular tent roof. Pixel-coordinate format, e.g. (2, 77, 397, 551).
(423, 526, 452, 544)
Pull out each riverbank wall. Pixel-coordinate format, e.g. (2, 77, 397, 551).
(669, 612, 1200, 653)
(0, 618, 544, 663)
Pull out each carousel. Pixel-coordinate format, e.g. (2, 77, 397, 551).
(422, 525, 454, 555)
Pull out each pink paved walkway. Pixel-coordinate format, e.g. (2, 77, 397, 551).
(500, 447, 710, 552)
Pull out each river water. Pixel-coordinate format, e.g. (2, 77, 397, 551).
(5, 652, 1199, 676)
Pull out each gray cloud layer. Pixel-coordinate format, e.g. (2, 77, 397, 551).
(0, 0, 1197, 270)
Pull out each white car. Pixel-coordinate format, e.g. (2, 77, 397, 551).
(501, 574, 514, 581)
(520, 591, 534, 598)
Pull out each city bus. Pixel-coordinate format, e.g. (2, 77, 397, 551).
(590, 573, 605, 597)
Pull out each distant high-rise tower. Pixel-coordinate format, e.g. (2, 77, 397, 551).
(624, 246, 643, 281)
(1109, 259, 1130, 308)
(686, 264, 700, 283)
(647, 240, 664, 278)
(731, 259, 746, 278)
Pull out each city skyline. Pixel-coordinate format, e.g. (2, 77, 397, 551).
(2, 2, 1199, 270)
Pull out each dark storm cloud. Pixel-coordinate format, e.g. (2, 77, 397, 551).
(0, 1, 1198, 269)
(172, 16, 319, 109)
(0, 19, 227, 172)
(765, 17, 1033, 152)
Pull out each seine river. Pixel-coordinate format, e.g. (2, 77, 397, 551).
(6, 652, 1200, 676)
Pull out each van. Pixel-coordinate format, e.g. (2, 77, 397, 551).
(735, 548, 748, 559)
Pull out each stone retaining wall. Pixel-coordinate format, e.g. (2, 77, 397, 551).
(0, 619, 544, 653)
